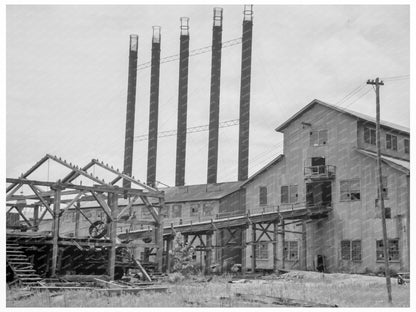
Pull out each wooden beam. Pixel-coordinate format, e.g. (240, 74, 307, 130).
(301, 220, 307, 270)
(6, 182, 23, 201)
(156, 198, 165, 272)
(256, 222, 272, 242)
(140, 196, 159, 223)
(108, 193, 118, 280)
(117, 195, 140, 220)
(29, 184, 54, 216)
(15, 207, 33, 227)
(281, 219, 285, 270)
(75, 202, 80, 238)
(273, 222, 278, 272)
(51, 187, 62, 277)
(206, 233, 212, 275)
(61, 160, 95, 183)
(91, 191, 112, 221)
(62, 191, 86, 212)
(241, 227, 246, 274)
(251, 224, 256, 272)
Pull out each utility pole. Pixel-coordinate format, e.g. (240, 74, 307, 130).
(367, 77, 392, 303)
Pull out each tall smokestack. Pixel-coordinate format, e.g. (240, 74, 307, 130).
(175, 17, 190, 186)
(123, 34, 139, 189)
(237, 5, 253, 181)
(147, 26, 161, 188)
(207, 7, 223, 184)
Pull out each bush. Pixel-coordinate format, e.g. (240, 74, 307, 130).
(170, 232, 197, 276)
(167, 272, 185, 283)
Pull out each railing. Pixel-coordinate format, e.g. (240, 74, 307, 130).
(247, 202, 332, 216)
(304, 165, 336, 180)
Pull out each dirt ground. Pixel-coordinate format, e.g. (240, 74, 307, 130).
(6, 270, 410, 307)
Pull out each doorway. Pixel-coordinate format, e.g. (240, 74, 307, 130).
(306, 182, 332, 207)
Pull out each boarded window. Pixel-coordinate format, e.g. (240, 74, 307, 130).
(364, 127, 376, 145)
(190, 204, 200, 217)
(290, 185, 298, 203)
(172, 204, 182, 218)
(259, 186, 268, 205)
(203, 203, 213, 216)
(385, 207, 391, 219)
(376, 239, 399, 261)
(284, 241, 298, 261)
(281, 186, 289, 204)
(341, 240, 351, 260)
(404, 139, 409, 154)
(340, 179, 360, 201)
(255, 242, 269, 259)
(310, 130, 328, 146)
(351, 240, 362, 261)
(386, 134, 397, 151)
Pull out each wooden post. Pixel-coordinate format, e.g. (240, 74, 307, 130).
(75, 201, 80, 238)
(206, 233, 212, 274)
(33, 205, 39, 230)
(220, 230, 224, 273)
(166, 237, 172, 273)
(273, 221, 278, 272)
(282, 219, 285, 269)
(251, 223, 256, 273)
(241, 226, 246, 274)
(302, 219, 307, 270)
(51, 187, 62, 277)
(108, 192, 118, 280)
(156, 198, 165, 272)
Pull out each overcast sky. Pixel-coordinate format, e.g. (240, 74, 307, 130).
(6, 4, 410, 186)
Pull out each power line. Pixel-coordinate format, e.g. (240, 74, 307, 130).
(134, 119, 239, 142)
(137, 37, 242, 71)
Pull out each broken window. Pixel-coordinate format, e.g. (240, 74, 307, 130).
(172, 204, 182, 218)
(340, 179, 361, 201)
(376, 239, 399, 261)
(364, 127, 376, 145)
(310, 130, 328, 146)
(259, 186, 268, 206)
(281, 185, 298, 204)
(404, 139, 409, 154)
(255, 242, 269, 259)
(386, 134, 398, 151)
(190, 204, 200, 217)
(203, 203, 213, 216)
(284, 241, 298, 261)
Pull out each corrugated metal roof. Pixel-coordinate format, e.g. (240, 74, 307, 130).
(161, 181, 244, 203)
(275, 99, 409, 134)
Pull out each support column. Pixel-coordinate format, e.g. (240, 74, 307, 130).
(220, 230, 224, 273)
(241, 226, 247, 274)
(75, 201, 80, 238)
(156, 198, 165, 272)
(33, 205, 39, 231)
(251, 223, 256, 273)
(166, 237, 172, 273)
(273, 221, 278, 272)
(206, 233, 213, 274)
(51, 187, 62, 277)
(301, 219, 307, 270)
(108, 192, 118, 280)
(282, 219, 285, 269)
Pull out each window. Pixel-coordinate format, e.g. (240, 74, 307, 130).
(341, 240, 362, 261)
(281, 185, 298, 204)
(385, 207, 391, 219)
(310, 130, 328, 146)
(352, 240, 362, 261)
(376, 239, 399, 261)
(190, 204, 200, 217)
(381, 176, 388, 199)
(404, 139, 409, 154)
(341, 240, 351, 260)
(340, 179, 361, 201)
(259, 186, 268, 205)
(255, 242, 269, 260)
(162, 205, 170, 218)
(364, 127, 376, 145)
(386, 134, 397, 151)
(284, 241, 298, 261)
(203, 203, 213, 216)
(172, 204, 182, 218)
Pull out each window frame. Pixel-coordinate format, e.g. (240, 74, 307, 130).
(259, 186, 268, 206)
(404, 139, 409, 154)
(376, 239, 400, 262)
(202, 203, 214, 216)
(386, 133, 398, 151)
(172, 204, 182, 218)
(284, 240, 299, 261)
(364, 127, 376, 145)
(310, 129, 328, 146)
(340, 179, 361, 202)
(255, 241, 269, 260)
(190, 203, 200, 217)
(281, 185, 298, 204)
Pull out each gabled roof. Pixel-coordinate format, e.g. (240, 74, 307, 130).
(161, 181, 244, 203)
(241, 154, 284, 187)
(275, 99, 410, 134)
(355, 148, 410, 175)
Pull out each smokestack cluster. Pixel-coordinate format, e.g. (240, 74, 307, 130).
(175, 17, 190, 187)
(238, 5, 253, 181)
(123, 34, 139, 189)
(146, 26, 162, 188)
(207, 8, 223, 184)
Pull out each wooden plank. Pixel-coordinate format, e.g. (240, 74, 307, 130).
(107, 193, 117, 280)
(156, 199, 164, 272)
(140, 196, 159, 223)
(15, 207, 33, 227)
(282, 219, 285, 270)
(91, 191, 112, 221)
(51, 187, 62, 277)
(273, 222, 278, 272)
(251, 224, 256, 272)
(29, 185, 54, 216)
(117, 195, 141, 220)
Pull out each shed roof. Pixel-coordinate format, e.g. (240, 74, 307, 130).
(275, 99, 409, 134)
(355, 148, 410, 175)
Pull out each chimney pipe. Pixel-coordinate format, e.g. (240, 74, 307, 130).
(123, 34, 139, 189)
(175, 17, 190, 186)
(238, 5, 253, 181)
(147, 26, 161, 188)
(207, 7, 223, 184)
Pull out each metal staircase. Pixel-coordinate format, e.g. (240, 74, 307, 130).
(6, 243, 43, 287)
